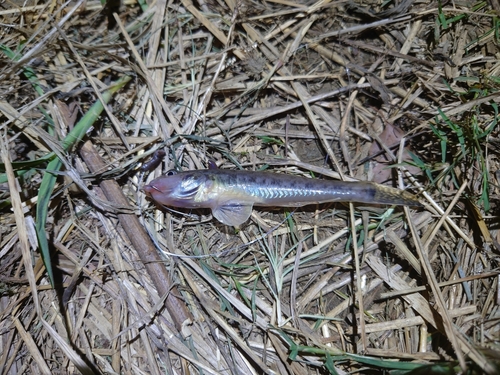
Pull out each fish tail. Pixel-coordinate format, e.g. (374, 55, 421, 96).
(372, 184, 422, 207)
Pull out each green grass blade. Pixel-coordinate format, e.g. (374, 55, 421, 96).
(35, 158, 62, 285)
(61, 75, 131, 152)
(324, 352, 340, 375)
(0, 154, 56, 182)
(1, 44, 55, 129)
(35, 75, 131, 287)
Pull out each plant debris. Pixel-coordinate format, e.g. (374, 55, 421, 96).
(1, 0, 499, 373)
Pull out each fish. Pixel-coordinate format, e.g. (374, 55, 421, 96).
(143, 169, 421, 226)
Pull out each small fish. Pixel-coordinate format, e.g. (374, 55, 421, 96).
(143, 169, 421, 226)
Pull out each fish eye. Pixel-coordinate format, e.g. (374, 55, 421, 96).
(166, 169, 178, 176)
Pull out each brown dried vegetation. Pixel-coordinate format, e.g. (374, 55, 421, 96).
(1, 0, 500, 373)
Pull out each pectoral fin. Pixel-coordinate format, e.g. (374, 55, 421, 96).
(212, 202, 253, 226)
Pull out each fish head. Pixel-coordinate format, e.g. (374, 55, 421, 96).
(143, 170, 210, 208)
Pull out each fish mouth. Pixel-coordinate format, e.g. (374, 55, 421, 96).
(142, 182, 178, 207)
(142, 183, 165, 195)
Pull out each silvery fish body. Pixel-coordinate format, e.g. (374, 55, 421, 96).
(143, 169, 420, 226)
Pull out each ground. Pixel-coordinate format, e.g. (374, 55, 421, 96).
(1, 0, 500, 374)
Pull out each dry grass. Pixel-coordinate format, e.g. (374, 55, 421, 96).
(1, 0, 500, 373)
